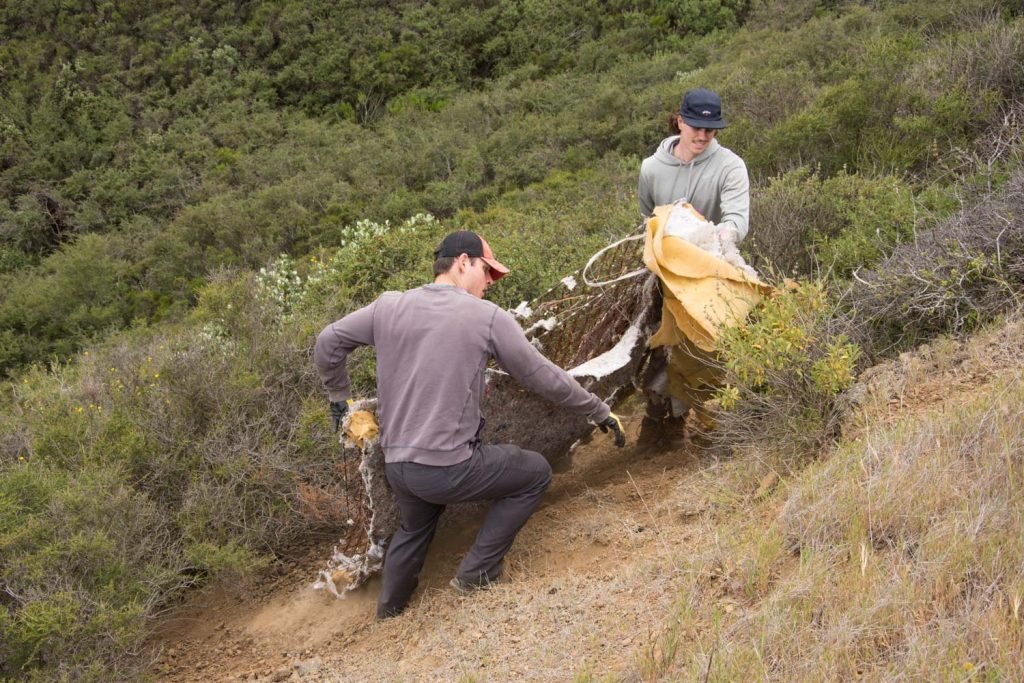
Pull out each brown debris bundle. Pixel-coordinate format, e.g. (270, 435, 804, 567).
(314, 233, 660, 593)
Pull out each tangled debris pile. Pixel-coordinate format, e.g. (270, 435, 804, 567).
(312, 233, 661, 595)
(481, 239, 660, 464)
(311, 399, 393, 597)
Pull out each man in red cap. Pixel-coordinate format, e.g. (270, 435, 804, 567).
(315, 230, 625, 619)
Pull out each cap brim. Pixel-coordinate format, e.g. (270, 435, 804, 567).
(681, 116, 727, 129)
(481, 256, 509, 282)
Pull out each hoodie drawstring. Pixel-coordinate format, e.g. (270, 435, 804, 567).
(670, 147, 701, 206)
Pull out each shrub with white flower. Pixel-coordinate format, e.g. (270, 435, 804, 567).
(303, 212, 438, 303)
(256, 253, 304, 319)
(196, 320, 234, 354)
(262, 213, 440, 320)
(335, 212, 437, 250)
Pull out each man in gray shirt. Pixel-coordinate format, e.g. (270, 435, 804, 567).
(315, 230, 625, 619)
(636, 88, 751, 447)
(637, 87, 749, 239)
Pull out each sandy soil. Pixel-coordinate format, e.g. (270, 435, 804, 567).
(152, 400, 716, 683)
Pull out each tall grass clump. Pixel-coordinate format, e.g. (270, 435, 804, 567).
(765, 374, 1024, 679)
(644, 327, 1024, 680)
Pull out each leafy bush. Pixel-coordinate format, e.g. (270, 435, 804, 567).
(0, 270, 341, 680)
(748, 167, 954, 278)
(453, 160, 640, 309)
(713, 280, 863, 464)
(0, 463, 164, 681)
(0, 234, 134, 375)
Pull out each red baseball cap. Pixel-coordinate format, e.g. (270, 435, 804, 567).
(434, 231, 510, 281)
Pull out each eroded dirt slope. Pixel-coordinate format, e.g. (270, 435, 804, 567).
(154, 403, 710, 683)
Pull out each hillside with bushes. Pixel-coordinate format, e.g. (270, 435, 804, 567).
(1, 0, 1023, 680)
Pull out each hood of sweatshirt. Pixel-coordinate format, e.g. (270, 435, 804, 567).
(652, 136, 721, 168)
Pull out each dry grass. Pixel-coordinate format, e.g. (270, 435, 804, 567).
(645, 321, 1024, 681)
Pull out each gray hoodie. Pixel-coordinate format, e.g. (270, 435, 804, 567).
(638, 137, 750, 241)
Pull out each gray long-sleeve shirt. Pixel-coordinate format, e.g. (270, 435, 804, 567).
(638, 137, 750, 241)
(314, 283, 611, 466)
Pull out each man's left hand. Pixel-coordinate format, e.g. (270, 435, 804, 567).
(598, 412, 627, 448)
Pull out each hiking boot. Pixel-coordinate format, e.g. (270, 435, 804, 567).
(375, 603, 407, 621)
(637, 415, 664, 449)
(637, 412, 687, 450)
(661, 414, 686, 450)
(450, 575, 499, 595)
(637, 395, 670, 449)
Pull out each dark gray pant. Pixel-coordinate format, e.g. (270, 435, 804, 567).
(376, 443, 552, 618)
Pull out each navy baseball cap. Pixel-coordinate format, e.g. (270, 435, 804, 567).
(680, 88, 727, 129)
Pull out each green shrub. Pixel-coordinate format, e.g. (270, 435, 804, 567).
(454, 160, 640, 309)
(749, 167, 951, 278)
(713, 280, 863, 464)
(0, 463, 161, 681)
(0, 234, 134, 375)
(0, 266, 352, 678)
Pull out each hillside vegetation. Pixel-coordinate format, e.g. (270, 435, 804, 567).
(1, 0, 1023, 680)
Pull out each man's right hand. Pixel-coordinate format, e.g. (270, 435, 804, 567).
(330, 400, 349, 432)
(598, 412, 627, 448)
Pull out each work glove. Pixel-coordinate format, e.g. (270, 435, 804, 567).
(598, 412, 626, 448)
(330, 400, 349, 433)
(717, 224, 739, 246)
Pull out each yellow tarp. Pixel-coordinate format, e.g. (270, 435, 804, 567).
(643, 203, 771, 353)
(643, 204, 772, 415)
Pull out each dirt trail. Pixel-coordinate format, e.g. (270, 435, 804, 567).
(153, 404, 710, 682)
